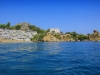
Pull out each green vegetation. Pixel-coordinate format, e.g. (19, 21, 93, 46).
(46, 29, 50, 33)
(31, 33, 47, 41)
(0, 22, 11, 29)
(0, 22, 45, 32)
(77, 34, 88, 41)
(29, 25, 45, 34)
(54, 34, 61, 40)
(6, 22, 10, 27)
(65, 31, 89, 41)
(0, 24, 7, 29)
(14, 24, 21, 30)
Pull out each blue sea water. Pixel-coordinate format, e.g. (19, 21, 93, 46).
(0, 42, 100, 75)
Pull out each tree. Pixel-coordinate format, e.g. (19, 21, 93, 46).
(78, 34, 88, 41)
(70, 32, 78, 40)
(10, 26, 15, 30)
(0, 24, 6, 29)
(46, 29, 50, 32)
(14, 24, 21, 30)
(6, 22, 10, 27)
(0, 22, 11, 29)
(29, 25, 45, 34)
(87, 33, 90, 40)
(54, 34, 61, 40)
(65, 32, 71, 34)
(6, 22, 11, 29)
(31, 33, 47, 41)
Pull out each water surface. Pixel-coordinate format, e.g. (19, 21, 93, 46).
(0, 42, 100, 75)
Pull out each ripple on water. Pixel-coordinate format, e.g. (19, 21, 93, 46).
(0, 42, 100, 75)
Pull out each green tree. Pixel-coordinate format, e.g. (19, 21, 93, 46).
(65, 32, 71, 34)
(10, 26, 15, 30)
(70, 32, 78, 40)
(78, 34, 88, 41)
(6, 22, 10, 27)
(0, 24, 6, 29)
(29, 25, 45, 34)
(54, 34, 61, 40)
(46, 29, 50, 32)
(14, 24, 21, 30)
(31, 33, 47, 41)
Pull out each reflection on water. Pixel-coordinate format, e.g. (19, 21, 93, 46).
(7, 42, 62, 55)
(0, 42, 100, 75)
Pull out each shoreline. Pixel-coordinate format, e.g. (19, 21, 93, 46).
(0, 38, 100, 43)
(0, 39, 32, 43)
(0, 41, 100, 43)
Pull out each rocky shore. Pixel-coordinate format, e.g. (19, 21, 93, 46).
(0, 39, 31, 43)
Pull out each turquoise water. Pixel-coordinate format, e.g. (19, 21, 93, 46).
(0, 42, 100, 75)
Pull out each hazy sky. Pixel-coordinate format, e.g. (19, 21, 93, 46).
(0, 0, 100, 34)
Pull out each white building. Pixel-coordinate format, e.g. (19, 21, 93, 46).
(50, 28, 60, 33)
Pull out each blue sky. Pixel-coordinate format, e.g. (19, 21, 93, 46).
(0, 0, 100, 34)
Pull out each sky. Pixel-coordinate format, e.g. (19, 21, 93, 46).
(0, 0, 100, 34)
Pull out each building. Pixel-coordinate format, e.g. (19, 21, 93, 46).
(50, 28, 60, 33)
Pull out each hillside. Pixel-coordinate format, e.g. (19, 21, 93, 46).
(1, 22, 100, 42)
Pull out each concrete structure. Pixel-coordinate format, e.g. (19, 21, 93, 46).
(0, 29, 37, 42)
(50, 28, 60, 33)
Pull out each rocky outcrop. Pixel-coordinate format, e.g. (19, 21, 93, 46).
(93, 30, 99, 36)
(42, 32, 71, 42)
(89, 30, 100, 41)
(20, 22, 30, 31)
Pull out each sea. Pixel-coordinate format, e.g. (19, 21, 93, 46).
(0, 42, 100, 75)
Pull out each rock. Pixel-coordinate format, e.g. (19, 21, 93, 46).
(93, 30, 99, 36)
(89, 30, 100, 41)
(20, 22, 30, 31)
